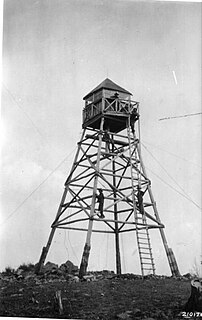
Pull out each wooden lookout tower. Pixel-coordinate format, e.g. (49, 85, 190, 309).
(36, 78, 180, 277)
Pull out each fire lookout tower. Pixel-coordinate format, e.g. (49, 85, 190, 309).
(37, 78, 180, 278)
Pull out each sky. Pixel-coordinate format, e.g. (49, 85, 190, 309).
(0, 0, 201, 276)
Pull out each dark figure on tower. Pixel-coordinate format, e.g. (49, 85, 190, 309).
(130, 108, 139, 134)
(96, 189, 105, 218)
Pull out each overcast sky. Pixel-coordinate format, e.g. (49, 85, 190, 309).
(1, 0, 201, 276)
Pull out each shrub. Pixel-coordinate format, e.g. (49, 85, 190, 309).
(18, 263, 35, 272)
(3, 266, 15, 276)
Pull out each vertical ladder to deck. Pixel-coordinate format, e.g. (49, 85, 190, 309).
(128, 124, 155, 276)
(135, 207, 156, 276)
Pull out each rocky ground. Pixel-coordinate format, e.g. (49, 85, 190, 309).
(0, 261, 201, 319)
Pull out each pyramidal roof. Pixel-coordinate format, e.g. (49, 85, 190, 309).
(83, 78, 132, 100)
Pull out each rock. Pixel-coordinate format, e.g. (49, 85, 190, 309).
(83, 274, 96, 281)
(10, 293, 23, 297)
(102, 269, 114, 275)
(24, 273, 36, 281)
(66, 275, 79, 283)
(59, 260, 78, 274)
(83, 293, 91, 297)
(117, 311, 132, 319)
(133, 308, 141, 316)
(16, 274, 24, 281)
(183, 273, 193, 280)
(43, 261, 58, 273)
(16, 268, 23, 276)
(31, 297, 39, 304)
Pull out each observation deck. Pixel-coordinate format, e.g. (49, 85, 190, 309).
(82, 78, 139, 133)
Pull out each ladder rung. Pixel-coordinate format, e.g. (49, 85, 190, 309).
(138, 232, 150, 237)
(141, 262, 155, 265)
(138, 232, 149, 235)
(138, 230, 148, 233)
(138, 237, 149, 240)
(140, 252, 152, 255)
(138, 244, 150, 247)
(140, 237, 151, 242)
(139, 250, 151, 254)
(139, 245, 152, 248)
(141, 257, 154, 260)
(138, 242, 150, 245)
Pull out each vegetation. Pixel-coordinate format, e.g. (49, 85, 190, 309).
(1, 262, 35, 275)
(2, 266, 15, 276)
(18, 263, 35, 272)
(190, 258, 201, 278)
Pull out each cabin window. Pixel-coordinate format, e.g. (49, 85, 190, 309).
(104, 89, 130, 101)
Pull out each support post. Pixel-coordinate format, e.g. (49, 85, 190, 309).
(35, 187, 68, 274)
(112, 135, 121, 275)
(36, 130, 86, 274)
(137, 144, 180, 276)
(79, 117, 104, 278)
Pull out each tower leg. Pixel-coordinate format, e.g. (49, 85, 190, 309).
(137, 144, 180, 276)
(79, 118, 104, 279)
(35, 187, 68, 274)
(115, 227, 121, 274)
(35, 227, 57, 274)
(112, 141, 121, 274)
(36, 130, 86, 274)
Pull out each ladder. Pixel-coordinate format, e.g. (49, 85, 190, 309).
(135, 206, 156, 276)
(128, 122, 156, 276)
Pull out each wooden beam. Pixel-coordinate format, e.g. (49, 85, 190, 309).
(57, 226, 115, 233)
(85, 134, 130, 146)
(118, 210, 134, 232)
(112, 148, 121, 275)
(36, 130, 87, 273)
(79, 117, 105, 279)
(58, 175, 95, 218)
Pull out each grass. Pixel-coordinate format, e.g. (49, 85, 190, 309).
(3, 266, 16, 276)
(18, 263, 35, 272)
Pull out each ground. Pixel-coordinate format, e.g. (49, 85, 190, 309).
(0, 273, 196, 319)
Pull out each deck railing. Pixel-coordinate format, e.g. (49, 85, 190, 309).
(83, 98, 139, 124)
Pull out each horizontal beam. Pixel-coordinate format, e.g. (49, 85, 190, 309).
(57, 226, 114, 233)
(85, 134, 131, 146)
(99, 171, 132, 179)
(55, 224, 163, 233)
(55, 216, 164, 228)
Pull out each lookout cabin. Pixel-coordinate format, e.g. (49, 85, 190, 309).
(82, 78, 139, 133)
